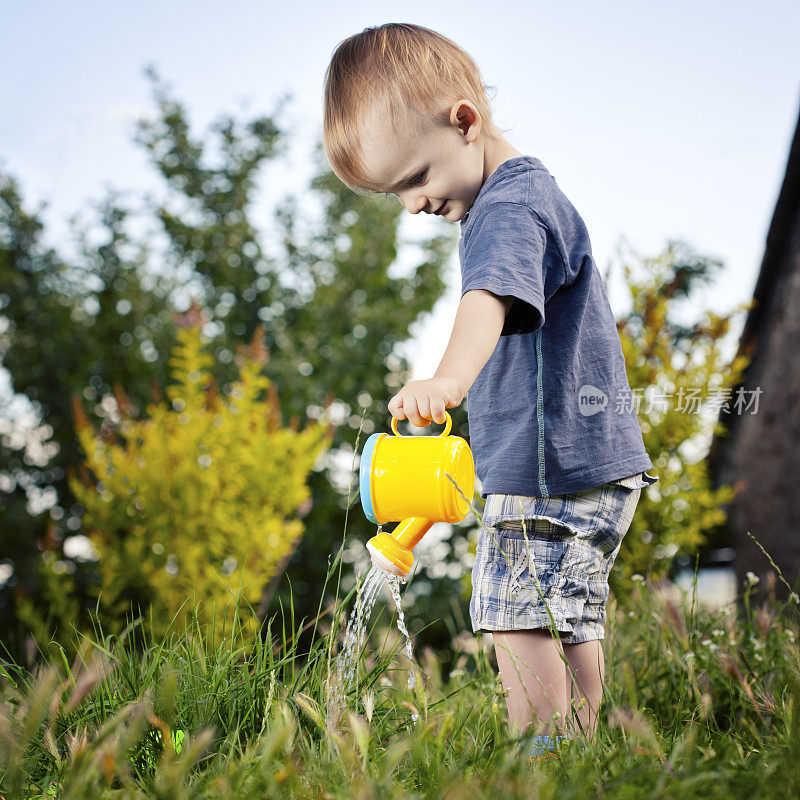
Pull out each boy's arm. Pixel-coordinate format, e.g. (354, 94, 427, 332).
(434, 289, 513, 396)
(388, 289, 513, 427)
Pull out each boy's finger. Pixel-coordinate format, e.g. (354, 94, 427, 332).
(389, 396, 405, 418)
(407, 400, 428, 427)
(418, 397, 433, 422)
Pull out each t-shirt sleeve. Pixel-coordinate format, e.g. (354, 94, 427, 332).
(460, 201, 558, 336)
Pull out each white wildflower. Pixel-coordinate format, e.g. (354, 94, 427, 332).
(362, 691, 374, 723)
(449, 669, 465, 678)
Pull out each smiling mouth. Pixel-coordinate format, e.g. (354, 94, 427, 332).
(434, 201, 448, 215)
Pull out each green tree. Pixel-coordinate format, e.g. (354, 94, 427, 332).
(0, 65, 456, 660)
(131, 68, 457, 649)
(0, 175, 179, 660)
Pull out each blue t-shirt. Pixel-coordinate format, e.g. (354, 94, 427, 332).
(459, 155, 655, 498)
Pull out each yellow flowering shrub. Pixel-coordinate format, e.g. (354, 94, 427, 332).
(70, 322, 332, 644)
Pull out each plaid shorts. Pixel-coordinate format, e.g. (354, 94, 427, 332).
(469, 471, 658, 644)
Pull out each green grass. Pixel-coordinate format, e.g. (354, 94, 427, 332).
(2, 551, 800, 799)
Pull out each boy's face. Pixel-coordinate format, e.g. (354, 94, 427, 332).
(357, 100, 486, 222)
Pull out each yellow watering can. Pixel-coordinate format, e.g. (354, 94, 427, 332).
(360, 411, 475, 578)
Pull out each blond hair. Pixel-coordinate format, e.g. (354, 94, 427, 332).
(323, 23, 506, 194)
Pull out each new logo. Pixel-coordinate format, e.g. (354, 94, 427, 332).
(578, 385, 608, 416)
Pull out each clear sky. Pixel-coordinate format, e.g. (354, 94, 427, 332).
(2, 0, 799, 386)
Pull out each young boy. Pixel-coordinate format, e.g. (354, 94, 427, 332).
(322, 23, 657, 756)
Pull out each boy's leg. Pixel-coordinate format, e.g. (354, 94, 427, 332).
(492, 629, 568, 737)
(563, 639, 605, 738)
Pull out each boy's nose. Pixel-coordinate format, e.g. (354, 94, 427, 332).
(401, 192, 428, 215)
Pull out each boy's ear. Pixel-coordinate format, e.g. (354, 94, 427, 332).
(450, 100, 481, 142)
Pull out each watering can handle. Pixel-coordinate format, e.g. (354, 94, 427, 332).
(391, 411, 452, 438)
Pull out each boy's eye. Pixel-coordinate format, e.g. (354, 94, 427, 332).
(408, 170, 427, 187)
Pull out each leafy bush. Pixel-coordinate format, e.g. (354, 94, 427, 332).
(68, 321, 332, 646)
(611, 240, 751, 592)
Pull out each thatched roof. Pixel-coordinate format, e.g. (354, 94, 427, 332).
(707, 100, 800, 487)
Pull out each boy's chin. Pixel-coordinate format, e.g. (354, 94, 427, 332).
(452, 200, 477, 221)
(443, 203, 466, 221)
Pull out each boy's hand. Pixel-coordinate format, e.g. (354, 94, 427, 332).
(388, 376, 464, 427)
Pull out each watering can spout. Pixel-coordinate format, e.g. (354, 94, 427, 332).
(366, 517, 434, 577)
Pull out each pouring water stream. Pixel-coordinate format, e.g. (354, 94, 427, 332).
(328, 527, 418, 721)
